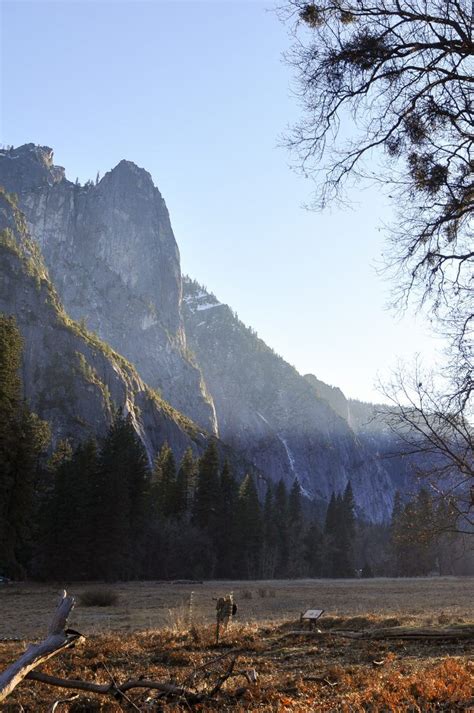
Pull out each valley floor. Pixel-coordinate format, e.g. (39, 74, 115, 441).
(1, 578, 473, 711)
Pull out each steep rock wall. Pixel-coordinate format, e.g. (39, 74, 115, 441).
(0, 144, 217, 434)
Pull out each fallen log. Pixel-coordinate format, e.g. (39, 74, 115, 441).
(283, 625, 474, 641)
(0, 590, 83, 703)
(26, 670, 203, 704)
(332, 625, 474, 641)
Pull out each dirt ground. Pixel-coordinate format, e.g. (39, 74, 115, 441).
(0, 578, 473, 711)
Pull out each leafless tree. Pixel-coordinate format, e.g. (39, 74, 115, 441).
(379, 363, 473, 533)
(280, 1, 473, 520)
(280, 0, 473, 401)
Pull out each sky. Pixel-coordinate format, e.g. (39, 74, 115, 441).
(0, 0, 442, 402)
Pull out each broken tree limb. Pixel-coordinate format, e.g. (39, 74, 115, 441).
(0, 590, 83, 703)
(25, 671, 203, 703)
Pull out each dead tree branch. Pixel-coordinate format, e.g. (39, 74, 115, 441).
(0, 590, 83, 703)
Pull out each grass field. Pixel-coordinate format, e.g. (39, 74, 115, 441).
(1, 577, 473, 711)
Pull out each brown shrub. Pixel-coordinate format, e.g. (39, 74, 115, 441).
(78, 587, 118, 607)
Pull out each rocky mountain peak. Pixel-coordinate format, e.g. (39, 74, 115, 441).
(0, 143, 65, 190)
(0, 145, 218, 435)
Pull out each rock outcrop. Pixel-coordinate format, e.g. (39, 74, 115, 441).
(0, 188, 206, 462)
(0, 144, 217, 434)
(183, 278, 395, 521)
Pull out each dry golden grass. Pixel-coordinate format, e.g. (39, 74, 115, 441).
(0, 578, 473, 711)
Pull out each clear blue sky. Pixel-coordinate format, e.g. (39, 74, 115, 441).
(1, 0, 440, 402)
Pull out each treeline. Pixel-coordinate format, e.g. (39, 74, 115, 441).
(1, 314, 471, 581)
(38, 431, 344, 581)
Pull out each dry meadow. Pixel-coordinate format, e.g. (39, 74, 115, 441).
(0, 577, 473, 711)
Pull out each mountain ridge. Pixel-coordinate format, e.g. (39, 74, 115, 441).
(183, 277, 396, 521)
(0, 143, 218, 435)
(0, 144, 410, 521)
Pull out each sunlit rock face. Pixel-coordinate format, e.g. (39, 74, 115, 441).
(183, 278, 395, 522)
(0, 144, 217, 434)
(0, 190, 206, 462)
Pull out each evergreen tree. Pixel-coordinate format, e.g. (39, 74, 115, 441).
(236, 474, 262, 578)
(273, 480, 290, 576)
(153, 443, 178, 517)
(361, 562, 374, 578)
(322, 486, 355, 578)
(93, 412, 150, 580)
(261, 484, 278, 577)
(215, 460, 239, 577)
(287, 479, 305, 577)
(342, 481, 356, 543)
(0, 315, 50, 578)
(335, 482, 356, 578)
(175, 447, 197, 515)
(322, 492, 338, 577)
(41, 439, 98, 580)
(304, 520, 323, 577)
(192, 440, 220, 532)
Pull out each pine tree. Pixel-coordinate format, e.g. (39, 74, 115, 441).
(215, 460, 239, 577)
(261, 484, 278, 577)
(336, 482, 356, 577)
(322, 492, 337, 577)
(0, 315, 49, 578)
(287, 479, 305, 577)
(175, 447, 197, 515)
(192, 440, 220, 532)
(42, 440, 98, 580)
(304, 520, 323, 577)
(93, 412, 150, 580)
(68, 439, 99, 579)
(322, 486, 355, 578)
(342, 481, 355, 543)
(236, 474, 262, 578)
(153, 443, 178, 517)
(273, 480, 290, 577)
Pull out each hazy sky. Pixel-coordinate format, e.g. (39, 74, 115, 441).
(1, 0, 442, 402)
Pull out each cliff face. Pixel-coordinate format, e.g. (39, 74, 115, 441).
(304, 375, 417, 495)
(183, 279, 395, 521)
(0, 145, 217, 434)
(0, 189, 206, 462)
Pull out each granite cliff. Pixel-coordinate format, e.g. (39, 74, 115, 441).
(0, 188, 207, 462)
(0, 144, 217, 434)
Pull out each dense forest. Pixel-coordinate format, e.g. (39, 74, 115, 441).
(0, 314, 467, 582)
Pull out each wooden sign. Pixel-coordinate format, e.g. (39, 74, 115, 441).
(302, 609, 324, 620)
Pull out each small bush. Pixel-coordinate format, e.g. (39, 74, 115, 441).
(79, 587, 118, 607)
(240, 589, 253, 600)
(257, 588, 270, 598)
